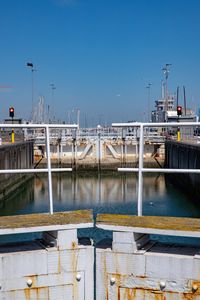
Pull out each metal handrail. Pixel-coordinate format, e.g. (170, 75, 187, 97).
(112, 121, 200, 216)
(0, 123, 78, 214)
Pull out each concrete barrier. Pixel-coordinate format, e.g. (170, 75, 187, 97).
(165, 140, 200, 198)
(96, 214, 200, 299)
(0, 210, 94, 300)
(2, 211, 200, 299)
(0, 141, 34, 201)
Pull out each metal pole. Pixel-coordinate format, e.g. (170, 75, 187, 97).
(147, 83, 152, 122)
(31, 69, 34, 121)
(138, 124, 144, 216)
(45, 125, 54, 214)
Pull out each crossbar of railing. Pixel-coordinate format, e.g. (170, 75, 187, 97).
(112, 121, 200, 216)
(0, 168, 73, 174)
(118, 168, 200, 173)
(0, 123, 78, 215)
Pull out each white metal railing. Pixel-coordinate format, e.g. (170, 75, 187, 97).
(112, 121, 200, 217)
(0, 123, 78, 214)
(1, 121, 200, 217)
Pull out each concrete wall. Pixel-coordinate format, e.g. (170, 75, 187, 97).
(96, 214, 200, 300)
(0, 210, 94, 300)
(0, 229, 94, 299)
(0, 141, 34, 200)
(165, 140, 200, 197)
(36, 139, 164, 170)
(1, 212, 200, 299)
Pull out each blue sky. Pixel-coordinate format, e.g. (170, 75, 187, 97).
(0, 0, 200, 125)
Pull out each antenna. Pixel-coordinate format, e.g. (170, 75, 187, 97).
(146, 83, 152, 122)
(176, 86, 179, 107)
(162, 63, 172, 113)
(183, 86, 187, 115)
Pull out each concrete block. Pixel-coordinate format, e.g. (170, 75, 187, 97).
(1, 272, 84, 293)
(0, 248, 47, 280)
(112, 242, 136, 253)
(49, 284, 73, 300)
(0, 287, 49, 300)
(97, 249, 146, 277)
(43, 229, 78, 250)
(113, 231, 149, 252)
(47, 245, 94, 299)
(145, 252, 200, 280)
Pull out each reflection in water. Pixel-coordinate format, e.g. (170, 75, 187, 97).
(1, 172, 200, 219)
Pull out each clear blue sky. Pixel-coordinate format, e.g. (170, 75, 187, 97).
(0, 0, 200, 126)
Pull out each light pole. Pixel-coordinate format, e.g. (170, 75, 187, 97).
(50, 83, 56, 122)
(27, 62, 36, 121)
(146, 83, 152, 122)
(162, 63, 172, 108)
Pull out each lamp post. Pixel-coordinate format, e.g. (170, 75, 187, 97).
(50, 83, 56, 123)
(27, 62, 36, 121)
(146, 83, 152, 122)
(162, 63, 172, 111)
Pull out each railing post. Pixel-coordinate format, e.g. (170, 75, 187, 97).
(45, 125, 54, 214)
(138, 124, 144, 216)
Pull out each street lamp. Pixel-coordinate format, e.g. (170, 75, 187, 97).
(146, 83, 152, 122)
(27, 62, 36, 121)
(162, 63, 172, 101)
(50, 83, 56, 123)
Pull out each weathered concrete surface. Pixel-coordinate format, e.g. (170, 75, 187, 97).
(165, 140, 200, 199)
(96, 213, 200, 299)
(0, 210, 94, 300)
(0, 210, 93, 234)
(0, 141, 34, 201)
(97, 214, 200, 237)
(2, 211, 200, 299)
(35, 139, 165, 170)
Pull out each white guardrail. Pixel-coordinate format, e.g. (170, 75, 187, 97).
(0, 121, 200, 216)
(112, 121, 200, 216)
(0, 123, 78, 214)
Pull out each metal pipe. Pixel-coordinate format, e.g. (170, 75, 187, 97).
(0, 124, 78, 129)
(45, 126, 53, 214)
(138, 124, 144, 216)
(0, 168, 72, 174)
(183, 86, 187, 115)
(118, 168, 200, 174)
(176, 86, 179, 107)
(112, 121, 200, 127)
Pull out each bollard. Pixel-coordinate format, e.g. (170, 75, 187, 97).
(11, 129, 15, 143)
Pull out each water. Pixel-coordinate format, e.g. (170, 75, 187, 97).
(1, 172, 200, 244)
(1, 172, 199, 217)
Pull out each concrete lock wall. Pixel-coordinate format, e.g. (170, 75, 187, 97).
(1, 212, 200, 299)
(0, 141, 34, 201)
(39, 139, 164, 170)
(165, 140, 200, 197)
(96, 214, 200, 300)
(96, 234, 200, 299)
(0, 211, 94, 300)
(0, 231, 94, 300)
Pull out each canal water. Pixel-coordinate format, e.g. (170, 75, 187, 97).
(1, 172, 200, 244)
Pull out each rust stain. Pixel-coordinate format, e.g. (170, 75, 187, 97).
(24, 287, 48, 300)
(57, 251, 61, 274)
(24, 289, 31, 300)
(183, 293, 194, 300)
(71, 248, 79, 300)
(72, 241, 77, 249)
(125, 288, 136, 300)
(117, 286, 120, 300)
(102, 253, 109, 300)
